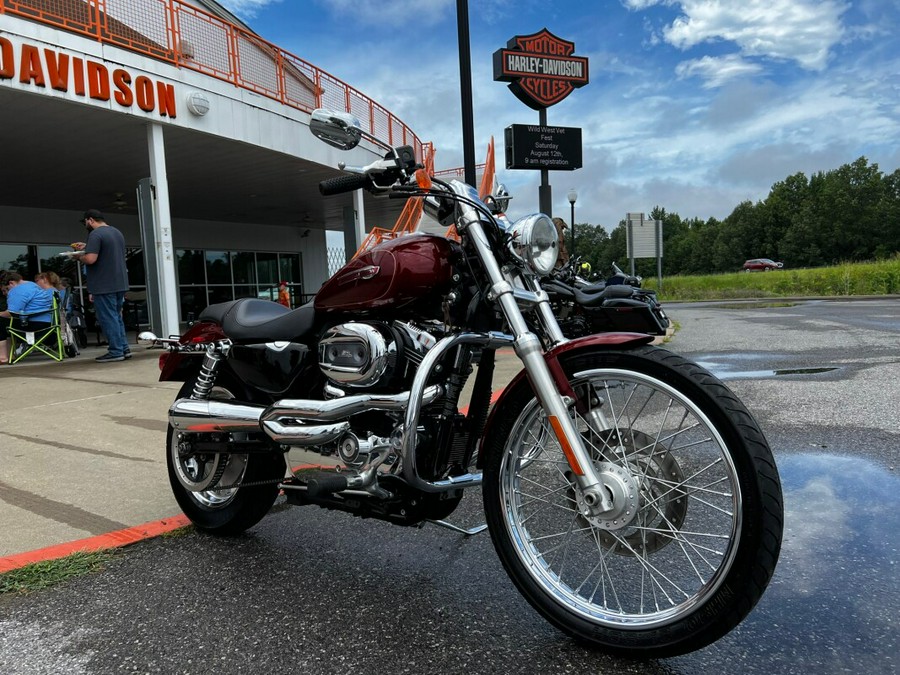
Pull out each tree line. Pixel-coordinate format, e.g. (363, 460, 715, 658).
(570, 157, 900, 278)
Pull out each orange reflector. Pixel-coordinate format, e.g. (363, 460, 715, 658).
(548, 415, 584, 476)
(416, 168, 432, 189)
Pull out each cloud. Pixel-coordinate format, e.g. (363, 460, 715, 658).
(621, 0, 667, 9)
(675, 54, 764, 88)
(218, 0, 282, 19)
(664, 0, 849, 70)
(624, 0, 849, 71)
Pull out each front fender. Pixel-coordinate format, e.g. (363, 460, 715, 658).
(476, 332, 653, 465)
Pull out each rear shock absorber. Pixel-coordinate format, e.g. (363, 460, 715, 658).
(190, 342, 229, 399)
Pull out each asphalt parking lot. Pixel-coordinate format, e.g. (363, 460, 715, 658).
(1, 298, 898, 674)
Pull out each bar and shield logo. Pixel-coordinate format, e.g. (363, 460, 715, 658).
(493, 28, 589, 110)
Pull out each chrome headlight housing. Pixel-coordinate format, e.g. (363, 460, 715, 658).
(506, 214, 559, 276)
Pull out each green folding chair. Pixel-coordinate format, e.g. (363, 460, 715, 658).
(8, 294, 64, 364)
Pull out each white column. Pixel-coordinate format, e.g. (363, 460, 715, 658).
(353, 188, 366, 247)
(146, 122, 181, 337)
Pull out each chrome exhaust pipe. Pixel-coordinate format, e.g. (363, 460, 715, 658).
(168, 384, 442, 446)
(170, 398, 265, 433)
(262, 419, 350, 445)
(168, 397, 352, 446)
(262, 385, 442, 422)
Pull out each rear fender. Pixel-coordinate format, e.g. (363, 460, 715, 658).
(476, 332, 653, 466)
(158, 321, 226, 382)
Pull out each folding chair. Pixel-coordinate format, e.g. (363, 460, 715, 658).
(8, 294, 64, 364)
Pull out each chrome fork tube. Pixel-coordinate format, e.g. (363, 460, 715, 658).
(465, 221, 614, 514)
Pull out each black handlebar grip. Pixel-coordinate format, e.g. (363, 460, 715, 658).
(319, 173, 371, 196)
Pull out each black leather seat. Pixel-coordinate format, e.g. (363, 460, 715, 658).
(198, 298, 316, 343)
(574, 284, 635, 307)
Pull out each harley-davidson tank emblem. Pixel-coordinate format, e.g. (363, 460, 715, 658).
(493, 28, 589, 110)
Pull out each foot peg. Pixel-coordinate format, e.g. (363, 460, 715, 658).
(305, 472, 350, 497)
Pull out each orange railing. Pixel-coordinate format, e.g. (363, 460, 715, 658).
(1, 0, 425, 159)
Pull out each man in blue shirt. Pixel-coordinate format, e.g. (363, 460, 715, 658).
(0, 271, 54, 363)
(73, 209, 131, 363)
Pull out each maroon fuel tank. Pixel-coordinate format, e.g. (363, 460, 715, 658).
(314, 234, 456, 313)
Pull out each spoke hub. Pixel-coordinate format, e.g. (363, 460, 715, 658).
(574, 462, 639, 530)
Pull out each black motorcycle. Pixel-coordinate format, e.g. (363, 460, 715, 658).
(544, 257, 670, 337)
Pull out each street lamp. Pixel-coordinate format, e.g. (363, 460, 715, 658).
(567, 188, 578, 259)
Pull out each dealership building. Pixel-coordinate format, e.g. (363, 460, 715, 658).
(0, 0, 426, 337)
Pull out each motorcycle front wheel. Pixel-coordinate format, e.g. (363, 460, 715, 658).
(482, 345, 783, 657)
(167, 377, 285, 536)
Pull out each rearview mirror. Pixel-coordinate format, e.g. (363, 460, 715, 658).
(309, 109, 363, 150)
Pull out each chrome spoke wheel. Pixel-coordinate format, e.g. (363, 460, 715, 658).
(498, 367, 741, 629)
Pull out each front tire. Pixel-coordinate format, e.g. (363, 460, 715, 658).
(167, 378, 286, 536)
(482, 345, 783, 657)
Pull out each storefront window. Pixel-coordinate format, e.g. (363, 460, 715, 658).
(177, 249, 205, 284)
(232, 252, 256, 284)
(234, 285, 256, 300)
(0, 244, 34, 276)
(256, 252, 278, 285)
(172, 248, 303, 323)
(205, 251, 231, 284)
(207, 286, 234, 306)
(179, 287, 204, 322)
(38, 245, 78, 280)
(280, 253, 301, 283)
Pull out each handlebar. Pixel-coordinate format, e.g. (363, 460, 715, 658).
(318, 145, 418, 197)
(319, 173, 372, 196)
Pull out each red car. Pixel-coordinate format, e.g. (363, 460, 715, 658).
(742, 258, 783, 272)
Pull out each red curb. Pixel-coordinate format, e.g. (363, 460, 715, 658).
(0, 514, 191, 574)
(1, 387, 509, 575)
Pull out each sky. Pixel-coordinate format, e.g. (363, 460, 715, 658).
(217, 0, 900, 230)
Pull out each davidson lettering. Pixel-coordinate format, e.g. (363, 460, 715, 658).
(0, 37, 176, 117)
(505, 54, 584, 79)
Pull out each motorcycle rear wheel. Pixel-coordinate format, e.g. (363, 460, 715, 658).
(482, 345, 783, 657)
(167, 377, 285, 536)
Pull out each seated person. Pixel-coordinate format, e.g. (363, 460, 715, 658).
(0, 271, 54, 363)
(35, 271, 71, 316)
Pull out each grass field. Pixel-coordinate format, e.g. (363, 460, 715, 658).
(642, 258, 900, 302)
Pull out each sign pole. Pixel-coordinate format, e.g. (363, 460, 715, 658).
(657, 219, 663, 290)
(538, 109, 552, 215)
(456, 0, 477, 187)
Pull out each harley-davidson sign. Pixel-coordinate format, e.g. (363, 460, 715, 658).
(493, 28, 589, 110)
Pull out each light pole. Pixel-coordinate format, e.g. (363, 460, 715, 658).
(567, 188, 578, 259)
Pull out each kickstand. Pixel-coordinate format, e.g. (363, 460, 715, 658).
(427, 519, 488, 536)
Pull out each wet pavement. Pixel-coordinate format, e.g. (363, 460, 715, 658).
(1, 298, 898, 673)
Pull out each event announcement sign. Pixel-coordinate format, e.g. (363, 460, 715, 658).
(505, 124, 582, 170)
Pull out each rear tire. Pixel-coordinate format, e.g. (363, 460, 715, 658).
(167, 377, 285, 536)
(482, 345, 783, 657)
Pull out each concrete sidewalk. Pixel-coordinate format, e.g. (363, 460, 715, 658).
(0, 345, 183, 561)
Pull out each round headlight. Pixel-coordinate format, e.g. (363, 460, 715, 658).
(507, 214, 559, 276)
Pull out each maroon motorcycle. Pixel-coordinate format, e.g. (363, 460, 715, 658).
(140, 109, 783, 657)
